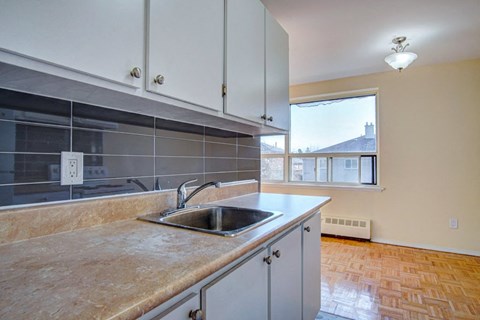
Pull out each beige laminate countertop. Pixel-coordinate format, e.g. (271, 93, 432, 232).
(0, 193, 330, 320)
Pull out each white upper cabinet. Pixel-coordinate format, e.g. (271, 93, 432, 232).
(265, 9, 290, 131)
(146, 0, 224, 111)
(224, 0, 266, 124)
(225, 0, 289, 130)
(0, 0, 144, 88)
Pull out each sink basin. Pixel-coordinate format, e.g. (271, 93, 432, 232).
(138, 206, 283, 237)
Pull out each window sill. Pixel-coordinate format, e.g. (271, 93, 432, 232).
(261, 182, 385, 192)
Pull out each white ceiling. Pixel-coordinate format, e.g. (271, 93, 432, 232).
(260, 0, 480, 85)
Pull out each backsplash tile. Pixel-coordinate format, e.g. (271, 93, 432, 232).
(83, 155, 154, 179)
(0, 89, 71, 125)
(0, 122, 70, 153)
(205, 158, 237, 173)
(238, 159, 260, 171)
(238, 145, 260, 159)
(205, 172, 238, 183)
(0, 88, 260, 208)
(205, 142, 236, 158)
(72, 177, 155, 199)
(155, 118, 204, 140)
(0, 154, 60, 184)
(155, 173, 205, 191)
(238, 171, 260, 181)
(73, 129, 154, 155)
(205, 127, 237, 144)
(155, 157, 204, 176)
(73, 102, 154, 135)
(0, 183, 70, 207)
(237, 134, 261, 147)
(155, 137, 203, 157)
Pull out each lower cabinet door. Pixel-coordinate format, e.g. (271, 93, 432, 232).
(270, 227, 302, 320)
(150, 293, 201, 320)
(202, 248, 269, 320)
(303, 212, 322, 320)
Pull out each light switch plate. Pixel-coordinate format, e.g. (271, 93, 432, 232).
(61, 152, 84, 185)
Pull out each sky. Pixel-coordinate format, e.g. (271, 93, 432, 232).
(262, 95, 376, 153)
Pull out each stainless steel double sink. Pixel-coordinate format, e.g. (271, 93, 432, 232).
(138, 206, 283, 237)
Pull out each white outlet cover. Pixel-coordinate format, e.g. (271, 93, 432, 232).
(449, 218, 458, 229)
(61, 152, 84, 185)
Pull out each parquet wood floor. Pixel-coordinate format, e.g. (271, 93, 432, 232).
(320, 237, 480, 320)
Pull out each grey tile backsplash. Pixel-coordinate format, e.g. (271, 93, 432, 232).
(0, 88, 260, 207)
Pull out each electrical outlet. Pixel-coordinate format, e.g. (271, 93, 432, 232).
(61, 152, 84, 185)
(449, 218, 458, 229)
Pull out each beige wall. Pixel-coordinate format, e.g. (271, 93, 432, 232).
(262, 59, 480, 255)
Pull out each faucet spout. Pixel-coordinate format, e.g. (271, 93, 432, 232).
(176, 180, 221, 209)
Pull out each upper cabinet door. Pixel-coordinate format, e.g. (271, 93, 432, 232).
(224, 0, 265, 124)
(265, 9, 290, 131)
(0, 0, 144, 88)
(147, 0, 224, 111)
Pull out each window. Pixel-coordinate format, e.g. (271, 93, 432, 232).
(261, 135, 286, 181)
(344, 159, 358, 169)
(261, 92, 378, 186)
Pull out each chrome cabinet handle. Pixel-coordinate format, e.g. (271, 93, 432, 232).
(264, 256, 272, 265)
(189, 309, 203, 320)
(273, 250, 281, 258)
(304, 226, 311, 232)
(130, 67, 142, 78)
(154, 74, 165, 85)
(267, 116, 273, 122)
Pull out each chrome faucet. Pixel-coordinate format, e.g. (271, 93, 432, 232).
(177, 179, 221, 209)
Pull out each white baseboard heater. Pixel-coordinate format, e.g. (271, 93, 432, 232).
(321, 216, 371, 240)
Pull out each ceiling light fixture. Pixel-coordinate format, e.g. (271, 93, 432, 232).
(384, 36, 417, 71)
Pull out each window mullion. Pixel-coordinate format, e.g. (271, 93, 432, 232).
(357, 155, 361, 184)
(327, 157, 332, 182)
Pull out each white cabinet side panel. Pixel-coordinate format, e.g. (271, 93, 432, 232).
(303, 212, 322, 320)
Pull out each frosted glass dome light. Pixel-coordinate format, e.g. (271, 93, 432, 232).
(385, 36, 418, 71)
(384, 51, 418, 71)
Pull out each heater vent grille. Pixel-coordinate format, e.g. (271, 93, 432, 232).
(322, 216, 371, 240)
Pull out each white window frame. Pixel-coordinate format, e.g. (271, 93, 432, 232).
(261, 89, 381, 188)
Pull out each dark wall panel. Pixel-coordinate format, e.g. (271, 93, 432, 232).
(0, 88, 261, 207)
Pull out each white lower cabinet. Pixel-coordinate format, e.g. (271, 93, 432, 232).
(270, 227, 303, 320)
(202, 226, 304, 320)
(145, 212, 322, 320)
(202, 248, 269, 320)
(302, 212, 322, 320)
(150, 293, 201, 320)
